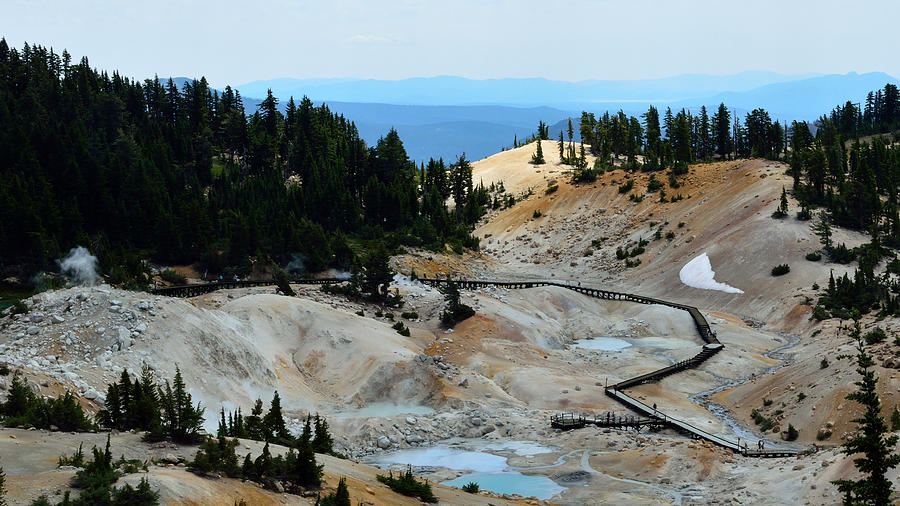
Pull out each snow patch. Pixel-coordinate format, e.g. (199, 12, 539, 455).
(679, 253, 743, 294)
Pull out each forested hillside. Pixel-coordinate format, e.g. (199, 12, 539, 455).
(0, 40, 489, 281)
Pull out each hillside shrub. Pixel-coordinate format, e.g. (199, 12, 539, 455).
(771, 264, 790, 276)
(462, 482, 480, 493)
(545, 184, 559, 195)
(2, 373, 96, 432)
(401, 311, 418, 320)
(805, 252, 822, 261)
(317, 477, 351, 506)
(618, 180, 634, 194)
(785, 424, 799, 441)
(159, 269, 186, 285)
(864, 327, 887, 345)
(377, 466, 438, 503)
(647, 175, 664, 192)
(532, 210, 543, 219)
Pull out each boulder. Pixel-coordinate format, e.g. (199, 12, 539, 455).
(51, 315, 65, 324)
(26, 326, 40, 335)
(376, 436, 392, 449)
(405, 416, 417, 426)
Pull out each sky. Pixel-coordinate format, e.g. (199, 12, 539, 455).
(4, 0, 899, 88)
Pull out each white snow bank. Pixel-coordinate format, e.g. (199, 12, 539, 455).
(679, 253, 743, 294)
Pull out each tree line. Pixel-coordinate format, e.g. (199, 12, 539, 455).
(0, 40, 494, 284)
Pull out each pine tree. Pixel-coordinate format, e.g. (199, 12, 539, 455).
(832, 319, 900, 504)
(814, 212, 834, 251)
(246, 399, 265, 441)
(263, 391, 291, 445)
(530, 139, 545, 165)
(312, 413, 334, 455)
(294, 416, 323, 487)
(773, 187, 789, 218)
(361, 243, 393, 300)
(558, 131, 565, 160)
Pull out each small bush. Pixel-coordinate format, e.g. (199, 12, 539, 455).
(665, 231, 675, 240)
(797, 392, 806, 401)
(462, 482, 480, 493)
(0, 364, 9, 376)
(647, 175, 664, 192)
(785, 424, 799, 441)
(401, 311, 419, 320)
(771, 264, 790, 276)
(805, 252, 822, 261)
(159, 269, 187, 285)
(545, 184, 559, 195)
(377, 466, 438, 503)
(820, 358, 829, 369)
(763, 398, 773, 407)
(618, 180, 634, 194)
(385, 312, 394, 320)
(355, 310, 364, 316)
(811, 305, 830, 321)
(677, 221, 685, 228)
(58, 443, 86, 467)
(532, 210, 543, 219)
(864, 327, 887, 345)
(629, 193, 644, 203)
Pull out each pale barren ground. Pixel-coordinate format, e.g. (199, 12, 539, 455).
(2, 143, 900, 505)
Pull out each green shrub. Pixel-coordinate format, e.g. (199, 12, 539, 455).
(805, 252, 822, 261)
(665, 231, 675, 240)
(461, 481, 480, 493)
(811, 305, 830, 321)
(785, 424, 799, 441)
(647, 175, 664, 192)
(618, 180, 634, 194)
(159, 269, 187, 285)
(771, 264, 790, 276)
(629, 193, 644, 203)
(58, 443, 86, 467)
(0, 364, 8, 376)
(677, 221, 685, 228)
(545, 184, 559, 195)
(797, 392, 806, 401)
(377, 466, 438, 503)
(401, 311, 419, 320)
(864, 327, 887, 345)
(763, 398, 773, 407)
(820, 358, 829, 369)
(532, 210, 543, 219)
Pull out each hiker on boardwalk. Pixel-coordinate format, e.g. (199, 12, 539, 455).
(652, 403, 657, 414)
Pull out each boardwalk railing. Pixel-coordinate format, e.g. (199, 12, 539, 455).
(151, 275, 794, 458)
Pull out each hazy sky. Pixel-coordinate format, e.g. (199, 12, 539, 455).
(4, 0, 899, 88)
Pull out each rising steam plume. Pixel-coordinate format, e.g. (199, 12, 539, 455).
(57, 246, 101, 286)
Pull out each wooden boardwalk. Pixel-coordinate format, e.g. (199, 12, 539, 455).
(151, 276, 798, 458)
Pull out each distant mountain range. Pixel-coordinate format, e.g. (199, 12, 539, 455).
(162, 72, 899, 162)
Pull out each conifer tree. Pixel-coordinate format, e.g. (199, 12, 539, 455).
(294, 416, 323, 488)
(263, 391, 291, 445)
(530, 139, 545, 165)
(312, 413, 334, 455)
(361, 243, 393, 300)
(558, 131, 565, 160)
(246, 399, 265, 441)
(832, 319, 900, 504)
